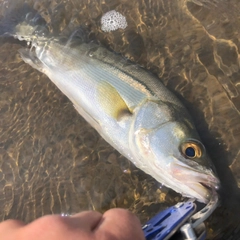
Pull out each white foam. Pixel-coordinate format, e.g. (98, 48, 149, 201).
(101, 10, 128, 32)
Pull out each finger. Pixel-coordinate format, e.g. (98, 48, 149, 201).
(94, 208, 145, 240)
(0, 219, 25, 238)
(19, 212, 102, 240)
(68, 211, 103, 231)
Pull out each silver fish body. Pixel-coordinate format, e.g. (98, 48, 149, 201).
(2, 8, 220, 203)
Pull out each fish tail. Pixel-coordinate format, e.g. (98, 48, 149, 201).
(0, 3, 49, 41)
(0, 3, 93, 47)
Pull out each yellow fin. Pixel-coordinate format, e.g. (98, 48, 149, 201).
(97, 81, 132, 120)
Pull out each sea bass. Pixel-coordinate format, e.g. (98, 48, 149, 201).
(1, 5, 220, 203)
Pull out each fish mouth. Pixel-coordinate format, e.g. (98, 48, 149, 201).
(171, 161, 220, 203)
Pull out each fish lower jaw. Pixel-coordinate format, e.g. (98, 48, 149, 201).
(187, 175, 220, 203)
(169, 162, 220, 202)
(181, 181, 217, 203)
(147, 169, 210, 203)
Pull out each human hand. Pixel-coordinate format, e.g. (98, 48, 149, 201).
(0, 208, 145, 240)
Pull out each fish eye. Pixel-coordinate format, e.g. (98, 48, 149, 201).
(180, 141, 203, 159)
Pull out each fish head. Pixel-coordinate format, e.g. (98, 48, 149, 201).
(132, 104, 220, 203)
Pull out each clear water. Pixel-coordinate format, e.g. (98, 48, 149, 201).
(1, 0, 240, 239)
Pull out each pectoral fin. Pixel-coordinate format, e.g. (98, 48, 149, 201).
(97, 81, 132, 120)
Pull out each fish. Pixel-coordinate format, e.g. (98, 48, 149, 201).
(1, 4, 220, 203)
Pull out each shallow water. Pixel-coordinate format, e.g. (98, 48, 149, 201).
(1, 0, 240, 239)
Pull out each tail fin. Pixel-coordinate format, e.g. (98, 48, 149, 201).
(0, 3, 48, 40)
